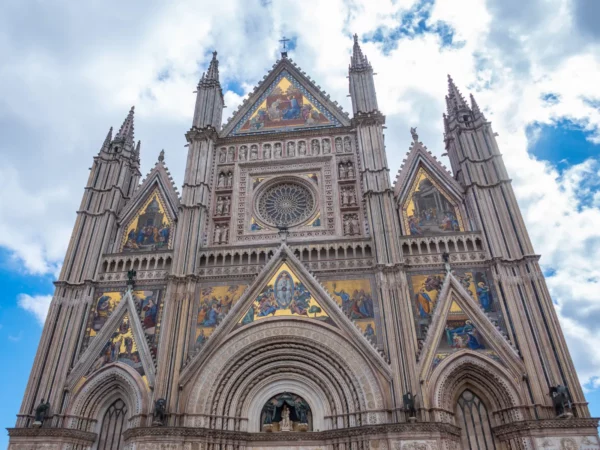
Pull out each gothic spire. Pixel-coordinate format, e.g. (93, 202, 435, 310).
(199, 51, 220, 88)
(350, 34, 371, 71)
(470, 92, 485, 119)
(101, 126, 113, 152)
(192, 51, 224, 129)
(115, 106, 135, 147)
(446, 75, 468, 113)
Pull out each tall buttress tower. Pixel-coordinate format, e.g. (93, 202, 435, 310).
(8, 36, 598, 450)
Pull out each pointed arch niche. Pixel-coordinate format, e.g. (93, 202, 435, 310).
(401, 167, 464, 235)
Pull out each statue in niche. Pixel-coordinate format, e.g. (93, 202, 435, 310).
(217, 172, 225, 188)
(287, 141, 295, 157)
(239, 146, 247, 161)
(344, 136, 352, 152)
(274, 143, 282, 158)
(227, 146, 235, 162)
(280, 405, 292, 431)
(323, 138, 331, 154)
(250, 145, 258, 160)
(216, 197, 224, 215)
(339, 163, 348, 179)
(227, 171, 233, 187)
(263, 144, 271, 159)
(223, 226, 229, 243)
(347, 162, 355, 178)
(224, 197, 231, 214)
(311, 139, 320, 155)
(341, 188, 349, 206)
(335, 137, 343, 153)
(219, 148, 227, 163)
(298, 141, 306, 155)
(348, 188, 356, 205)
(351, 215, 360, 235)
(214, 225, 222, 244)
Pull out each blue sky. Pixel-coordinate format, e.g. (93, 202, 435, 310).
(1, 0, 600, 446)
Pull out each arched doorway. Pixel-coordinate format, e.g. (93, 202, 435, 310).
(455, 389, 497, 450)
(260, 392, 312, 432)
(96, 399, 128, 450)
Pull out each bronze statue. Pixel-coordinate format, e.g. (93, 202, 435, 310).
(127, 269, 137, 287)
(403, 392, 417, 419)
(550, 385, 572, 417)
(33, 399, 50, 426)
(153, 398, 167, 425)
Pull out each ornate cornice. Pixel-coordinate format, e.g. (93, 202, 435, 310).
(186, 125, 219, 142)
(7, 427, 96, 443)
(123, 422, 461, 441)
(493, 418, 600, 441)
(352, 111, 386, 126)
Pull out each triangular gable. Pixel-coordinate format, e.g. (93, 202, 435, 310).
(68, 289, 157, 389)
(394, 139, 464, 203)
(80, 288, 164, 361)
(236, 262, 334, 327)
(179, 244, 391, 385)
(221, 58, 351, 137)
(116, 159, 179, 253)
(418, 273, 523, 381)
(394, 140, 467, 236)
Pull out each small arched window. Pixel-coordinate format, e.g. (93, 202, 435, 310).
(97, 399, 128, 450)
(455, 390, 497, 450)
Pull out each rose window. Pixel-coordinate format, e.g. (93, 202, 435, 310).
(257, 182, 316, 227)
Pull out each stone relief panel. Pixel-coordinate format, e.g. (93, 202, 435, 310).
(394, 441, 439, 450)
(535, 436, 600, 450)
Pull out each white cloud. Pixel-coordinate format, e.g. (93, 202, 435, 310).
(1, 0, 600, 388)
(17, 294, 52, 326)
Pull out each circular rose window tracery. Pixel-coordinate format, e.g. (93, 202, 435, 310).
(256, 181, 316, 227)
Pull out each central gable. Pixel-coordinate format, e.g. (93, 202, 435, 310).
(227, 64, 347, 137)
(232, 71, 340, 135)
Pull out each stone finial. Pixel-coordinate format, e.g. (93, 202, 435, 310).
(410, 127, 419, 143)
(446, 75, 468, 113)
(115, 106, 135, 148)
(158, 149, 165, 163)
(350, 33, 370, 71)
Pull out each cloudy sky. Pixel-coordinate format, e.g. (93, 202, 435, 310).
(1, 0, 600, 442)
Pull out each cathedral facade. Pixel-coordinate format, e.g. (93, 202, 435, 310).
(8, 36, 600, 450)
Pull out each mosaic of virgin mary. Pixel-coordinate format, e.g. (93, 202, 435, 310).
(240, 76, 331, 133)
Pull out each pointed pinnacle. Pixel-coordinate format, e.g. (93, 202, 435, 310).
(446, 75, 468, 112)
(350, 34, 370, 71)
(115, 106, 135, 147)
(206, 51, 219, 81)
(470, 93, 483, 117)
(101, 126, 113, 151)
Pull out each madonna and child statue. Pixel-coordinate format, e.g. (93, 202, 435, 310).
(261, 392, 310, 432)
